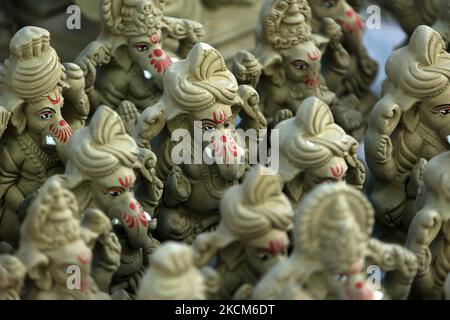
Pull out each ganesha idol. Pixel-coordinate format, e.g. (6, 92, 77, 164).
(58, 105, 162, 295)
(252, 183, 418, 300)
(193, 165, 293, 300)
(275, 97, 365, 206)
(234, 0, 363, 132)
(76, 0, 205, 132)
(365, 26, 450, 233)
(17, 178, 119, 300)
(0, 26, 89, 247)
(134, 42, 265, 243)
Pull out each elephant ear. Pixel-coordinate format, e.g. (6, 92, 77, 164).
(112, 43, 133, 71)
(260, 51, 285, 88)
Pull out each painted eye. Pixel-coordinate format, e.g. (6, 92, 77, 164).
(134, 44, 149, 52)
(104, 188, 123, 197)
(40, 111, 53, 120)
(203, 126, 216, 131)
(292, 61, 308, 70)
(432, 104, 450, 115)
(224, 122, 231, 129)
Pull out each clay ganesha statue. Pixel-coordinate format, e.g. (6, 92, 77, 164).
(365, 25, 450, 231)
(193, 165, 293, 299)
(17, 178, 120, 300)
(276, 97, 365, 205)
(236, 0, 363, 132)
(0, 26, 89, 246)
(252, 183, 418, 300)
(60, 105, 162, 295)
(405, 151, 450, 299)
(76, 0, 205, 132)
(134, 42, 265, 243)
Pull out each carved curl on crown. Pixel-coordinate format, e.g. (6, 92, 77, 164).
(101, 0, 165, 37)
(163, 42, 238, 113)
(0, 26, 66, 102)
(138, 242, 206, 300)
(220, 165, 293, 241)
(386, 25, 450, 100)
(68, 105, 140, 178)
(258, 0, 312, 50)
(276, 97, 357, 170)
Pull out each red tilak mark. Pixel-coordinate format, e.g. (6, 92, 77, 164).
(47, 93, 61, 105)
(307, 50, 321, 62)
(212, 110, 226, 125)
(76, 253, 90, 265)
(268, 239, 285, 256)
(118, 175, 132, 189)
(150, 34, 160, 45)
(330, 164, 344, 178)
(130, 202, 136, 210)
